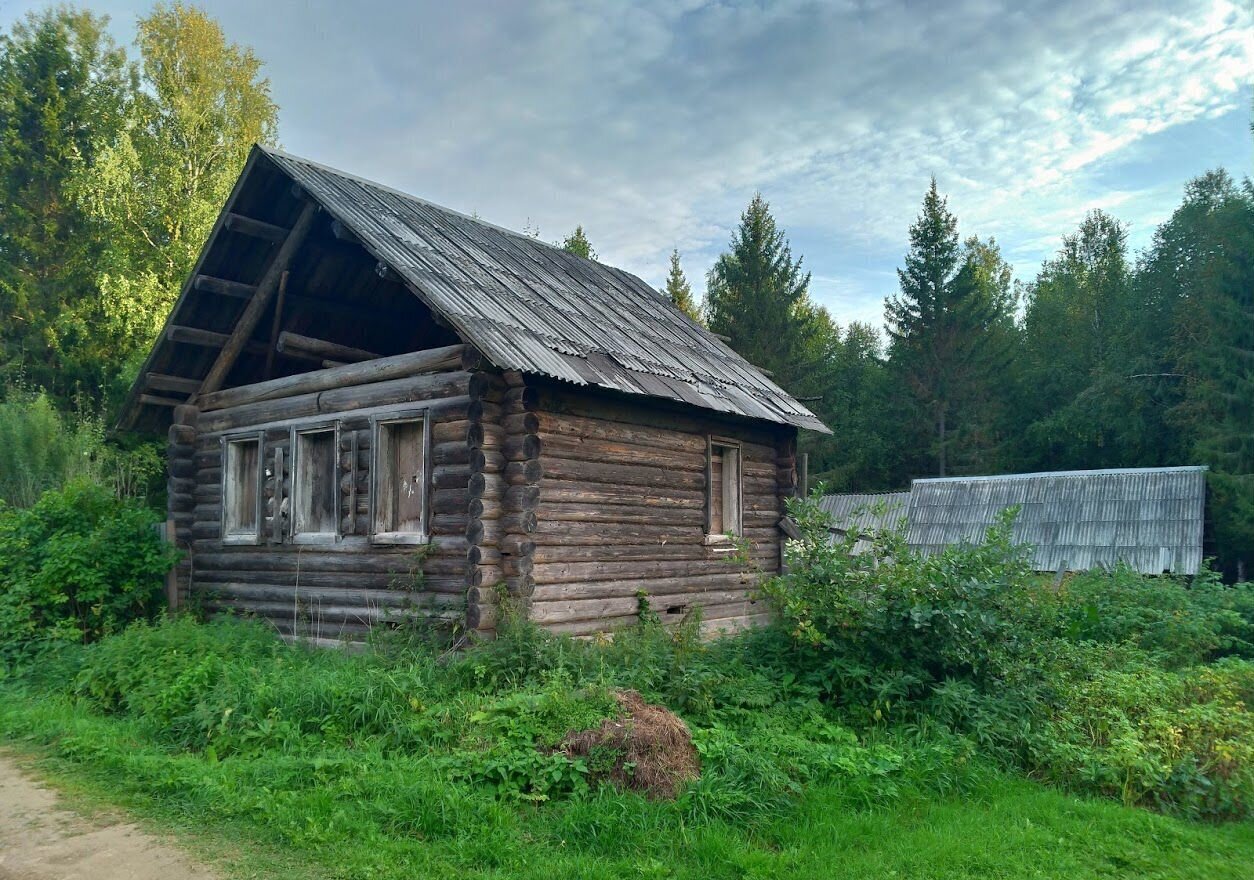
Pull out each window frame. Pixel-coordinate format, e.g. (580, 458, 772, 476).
(289, 421, 342, 544)
(221, 432, 264, 545)
(705, 435, 744, 542)
(370, 408, 431, 546)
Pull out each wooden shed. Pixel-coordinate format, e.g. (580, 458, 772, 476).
(118, 146, 829, 643)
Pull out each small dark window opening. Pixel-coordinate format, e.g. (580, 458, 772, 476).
(294, 427, 338, 538)
(223, 436, 261, 541)
(706, 439, 743, 538)
(665, 604, 687, 616)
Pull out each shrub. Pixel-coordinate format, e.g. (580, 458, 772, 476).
(0, 480, 178, 664)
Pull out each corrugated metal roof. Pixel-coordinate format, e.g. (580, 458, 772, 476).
(821, 466, 1207, 575)
(261, 148, 828, 433)
(818, 491, 911, 554)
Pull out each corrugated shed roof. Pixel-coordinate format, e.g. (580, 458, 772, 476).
(821, 467, 1207, 575)
(818, 491, 911, 555)
(260, 148, 828, 433)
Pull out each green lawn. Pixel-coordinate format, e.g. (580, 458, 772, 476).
(3, 687, 1252, 880)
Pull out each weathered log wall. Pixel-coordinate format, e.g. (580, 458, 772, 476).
(519, 381, 794, 637)
(166, 352, 799, 644)
(173, 353, 482, 643)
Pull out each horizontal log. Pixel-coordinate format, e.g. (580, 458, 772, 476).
(468, 498, 500, 520)
(465, 601, 496, 631)
(465, 564, 504, 588)
(538, 481, 704, 508)
(223, 211, 289, 241)
(530, 521, 704, 545)
(530, 543, 775, 565)
(199, 345, 469, 411)
(193, 274, 256, 299)
(502, 485, 540, 511)
(538, 433, 706, 470)
(541, 457, 704, 491)
(198, 374, 471, 434)
(503, 434, 541, 462)
(533, 503, 699, 526)
(501, 511, 538, 534)
(166, 325, 270, 357)
(503, 387, 538, 414)
(432, 419, 470, 445)
(531, 558, 757, 585)
(504, 460, 543, 486)
(502, 412, 540, 434)
(197, 569, 466, 593)
(529, 586, 758, 623)
(432, 464, 472, 490)
(277, 330, 380, 364)
(498, 536, 536, 557)
(467, 545, 502, 566)
(140, 393, 183, 408)
(467, 422, 505, 451)
(192, 582, 419, 608)
(147, 373, 201, 395)
(467, 472, 505, 502)
(467, 399, 503, 423)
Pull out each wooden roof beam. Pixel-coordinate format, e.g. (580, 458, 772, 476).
(223, 212, 289, 242)
(196, 201, 319, 397)
(165, 324, 270, 356)
(145, 373, 201, 395)
(193, 275, 256, 299)
(277, 330, 381, 364)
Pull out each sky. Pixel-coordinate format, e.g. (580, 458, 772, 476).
(2, 0, 1251, 328)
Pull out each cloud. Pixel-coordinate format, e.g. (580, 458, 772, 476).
(5, 0, 1251, 326)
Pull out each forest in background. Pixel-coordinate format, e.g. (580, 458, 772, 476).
(1, 3, 1251, 576)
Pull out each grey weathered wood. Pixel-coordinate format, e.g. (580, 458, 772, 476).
(198, 201, 318, 397)
(264, 270, 289, 379)
(277, 330, 381, 364)
(224, 211, 289, 241)
(146, 373, 201, 395)
(138, 393, 183, 408)
(193, 275, 256, 299)
(198, 345, 469, 412)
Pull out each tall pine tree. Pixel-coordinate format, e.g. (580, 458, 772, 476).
(664, 249, 700, 322)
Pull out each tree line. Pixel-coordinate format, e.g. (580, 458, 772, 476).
(2, 4, 1250, 577)
(651, 173, 1252, 579)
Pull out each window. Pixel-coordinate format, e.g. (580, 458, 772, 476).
(223, 435, 261, 542)
(373, 413, 428, 544)
(293, 426, 339, 539)
(706, 438, 742, 539)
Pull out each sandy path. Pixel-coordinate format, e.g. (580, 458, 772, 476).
(0, 753, 217, 880)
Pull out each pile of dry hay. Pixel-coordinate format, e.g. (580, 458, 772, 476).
(561, 689, 700, 799)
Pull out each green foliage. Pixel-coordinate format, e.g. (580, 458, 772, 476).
(664, 248, 700, 322)
(0, 7, 132, 404)
(0, 387, 165, 507)
(72, 3, 279, 400)
(0, 481, 176, 664)
(885, 179, 1017, 477)
(559, 225, 596, 260)
(764, 493, 1254, 819)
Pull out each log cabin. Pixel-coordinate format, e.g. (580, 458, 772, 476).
(118, 146, 830, 644)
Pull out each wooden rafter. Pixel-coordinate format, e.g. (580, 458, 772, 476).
(196, 201, 318, 398)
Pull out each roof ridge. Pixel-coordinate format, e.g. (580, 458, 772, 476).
(913, 466, 1207, 484)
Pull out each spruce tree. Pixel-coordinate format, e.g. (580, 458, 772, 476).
(705, 193, 813, 389)
(885, 179, 1008, 477)
(664, 249, 700, 322)
(560, 225, 595, 260)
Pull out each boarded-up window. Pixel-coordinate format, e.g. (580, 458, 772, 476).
(294, 427, 338, 538)
(223, 436, 260, 541)
(373, 415, 428, 543)
(707, 440, 742, 537)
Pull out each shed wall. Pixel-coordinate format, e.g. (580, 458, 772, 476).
(514, 382, 793, 637)
(170, 366, 482, 644)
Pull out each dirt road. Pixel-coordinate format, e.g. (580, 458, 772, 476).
(0, 753, 217, 880)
